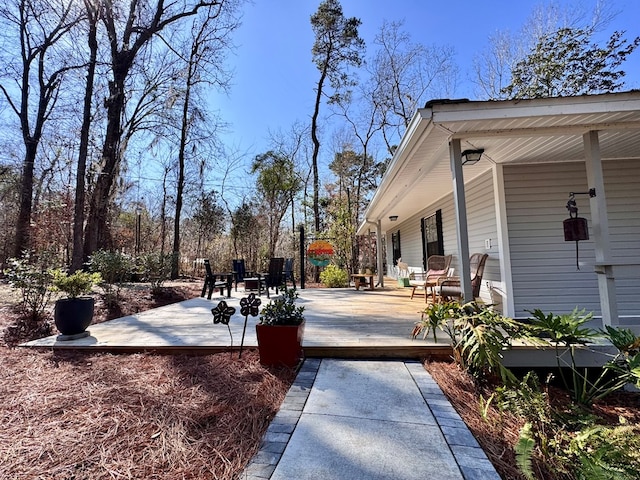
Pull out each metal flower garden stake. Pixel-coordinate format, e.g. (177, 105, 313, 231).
(239, 293, 261, 358)
(211, 301, 236, 355)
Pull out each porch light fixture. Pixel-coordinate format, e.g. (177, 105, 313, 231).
(389, 215, 398, 221)
(461, 148, 484, 166)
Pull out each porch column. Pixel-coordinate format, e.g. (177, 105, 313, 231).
(376, 219, 384, 287)
(583, 131, 619, 327)
(449, 139, 473, 301)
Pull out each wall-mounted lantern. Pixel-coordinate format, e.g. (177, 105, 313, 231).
(563, 188, 595, 269)
(461, 148, 484, 166)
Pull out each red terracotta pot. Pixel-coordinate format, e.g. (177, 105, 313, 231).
(255, 321, 305, 367)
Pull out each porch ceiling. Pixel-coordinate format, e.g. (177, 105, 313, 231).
(359, 91, 640, 234)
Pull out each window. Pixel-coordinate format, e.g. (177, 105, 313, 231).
(391, 231, 401, 266)
(421, 210, 444, 270)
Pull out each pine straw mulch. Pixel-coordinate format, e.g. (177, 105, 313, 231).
(425, 359, 640, 480)
(0, 281, 296, 480)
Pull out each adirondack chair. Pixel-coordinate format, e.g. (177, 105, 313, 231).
(200, 259, 233, 299)
(232, 259, 254, 291)
(283, 257, 295, 288)
(262, 257, 285, 297)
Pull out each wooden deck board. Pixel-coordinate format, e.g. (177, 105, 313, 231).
(22, 285, 448, 358)
(21, 284, 610, 365)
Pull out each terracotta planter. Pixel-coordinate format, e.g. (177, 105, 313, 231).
(54, 297, 95, 337)
(255, 321, 305, 367)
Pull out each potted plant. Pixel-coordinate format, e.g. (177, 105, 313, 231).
(255, 287, 305, 367)
(50, 269, 102, 339)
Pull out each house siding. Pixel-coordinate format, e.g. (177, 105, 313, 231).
(504, 159, 640, 319)
(603, 159, 640, 318)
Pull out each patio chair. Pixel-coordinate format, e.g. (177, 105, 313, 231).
(284, 257, 295, 287)
(435, 253, 489, 303)
(409, 254, 452, 302)
(200, 259, 233, 299)
(261, 257, 285, 298)
(232, 259, 254, 291)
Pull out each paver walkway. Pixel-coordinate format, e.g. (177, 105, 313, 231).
(243, 359, 500, 480)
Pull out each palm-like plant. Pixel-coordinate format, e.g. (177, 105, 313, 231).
(528, 308, 628, 404)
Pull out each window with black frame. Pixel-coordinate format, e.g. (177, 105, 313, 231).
(421, 210, 444, 270)
(391, 231, 401, 266)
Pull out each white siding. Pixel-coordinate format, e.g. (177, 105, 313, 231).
(504, 159, 640, 319)
(603, 159, 640, 318)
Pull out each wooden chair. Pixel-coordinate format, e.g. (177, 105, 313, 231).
(232, 259, 254, 291)
(261, 257, 285, 298)
(200, 259, 233, 299)
(436, 253, 489, 303)
(283, 257, 295, 287)
(409, 254, 452, 302)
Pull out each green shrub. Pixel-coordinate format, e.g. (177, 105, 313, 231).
(4, 253, 53, 320)
(88, 250, 133, 294)
(433, 302, 531, 382)
(412, 301, 460, 343)
(570, 425, 640, 479)
(528, 308, 633, 405)
(259, 287, 305, 326)
(320, 264, 349, 288)
(139, 252, 172, 290)
(50, 269, 102, 298)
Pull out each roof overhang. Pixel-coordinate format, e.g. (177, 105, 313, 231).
(358, 91, 640, 235)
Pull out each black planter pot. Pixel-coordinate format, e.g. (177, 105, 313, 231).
(54, 297, 95, 338)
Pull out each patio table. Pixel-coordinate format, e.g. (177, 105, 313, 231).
(351, 273, 375, 290)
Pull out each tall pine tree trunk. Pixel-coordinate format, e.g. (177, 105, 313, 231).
(71, 1, 98, 271)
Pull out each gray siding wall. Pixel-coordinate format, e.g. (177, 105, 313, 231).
(603, 159, 640, 318)
(503, 159, 640, 319)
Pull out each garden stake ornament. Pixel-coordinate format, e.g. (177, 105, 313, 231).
(211, 301, 236, 357)
(239, 293, 261, 358)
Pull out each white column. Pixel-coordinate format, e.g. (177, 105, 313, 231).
(376, 219, 384, 287)
(583, 130, 619, 327)
(449, 139, 473, 301)
(492, 164, 516, 317)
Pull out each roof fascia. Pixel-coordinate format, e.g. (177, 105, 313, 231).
(431, 92, 640, 125)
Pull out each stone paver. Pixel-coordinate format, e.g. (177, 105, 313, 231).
(243, 359, 501, 480)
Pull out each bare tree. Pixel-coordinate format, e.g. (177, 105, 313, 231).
(167, 5, 238, 278)
(83, 0, 230, 258)
(370, 20, 458, 151)
(0, 0, 82, 256)
(472, 0, 619, 99)
(71, 0, 100, 271)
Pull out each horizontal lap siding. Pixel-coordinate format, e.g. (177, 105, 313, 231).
(506, 161, 621, 318)
(465, 172, 500, 302)
(508, 163, 600, 316)
(603, 159, 640, 316)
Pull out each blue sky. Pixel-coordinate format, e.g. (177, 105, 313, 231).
(209, 0, 640, 160)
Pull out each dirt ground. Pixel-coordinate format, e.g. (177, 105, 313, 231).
(0, 279, 638, 479)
